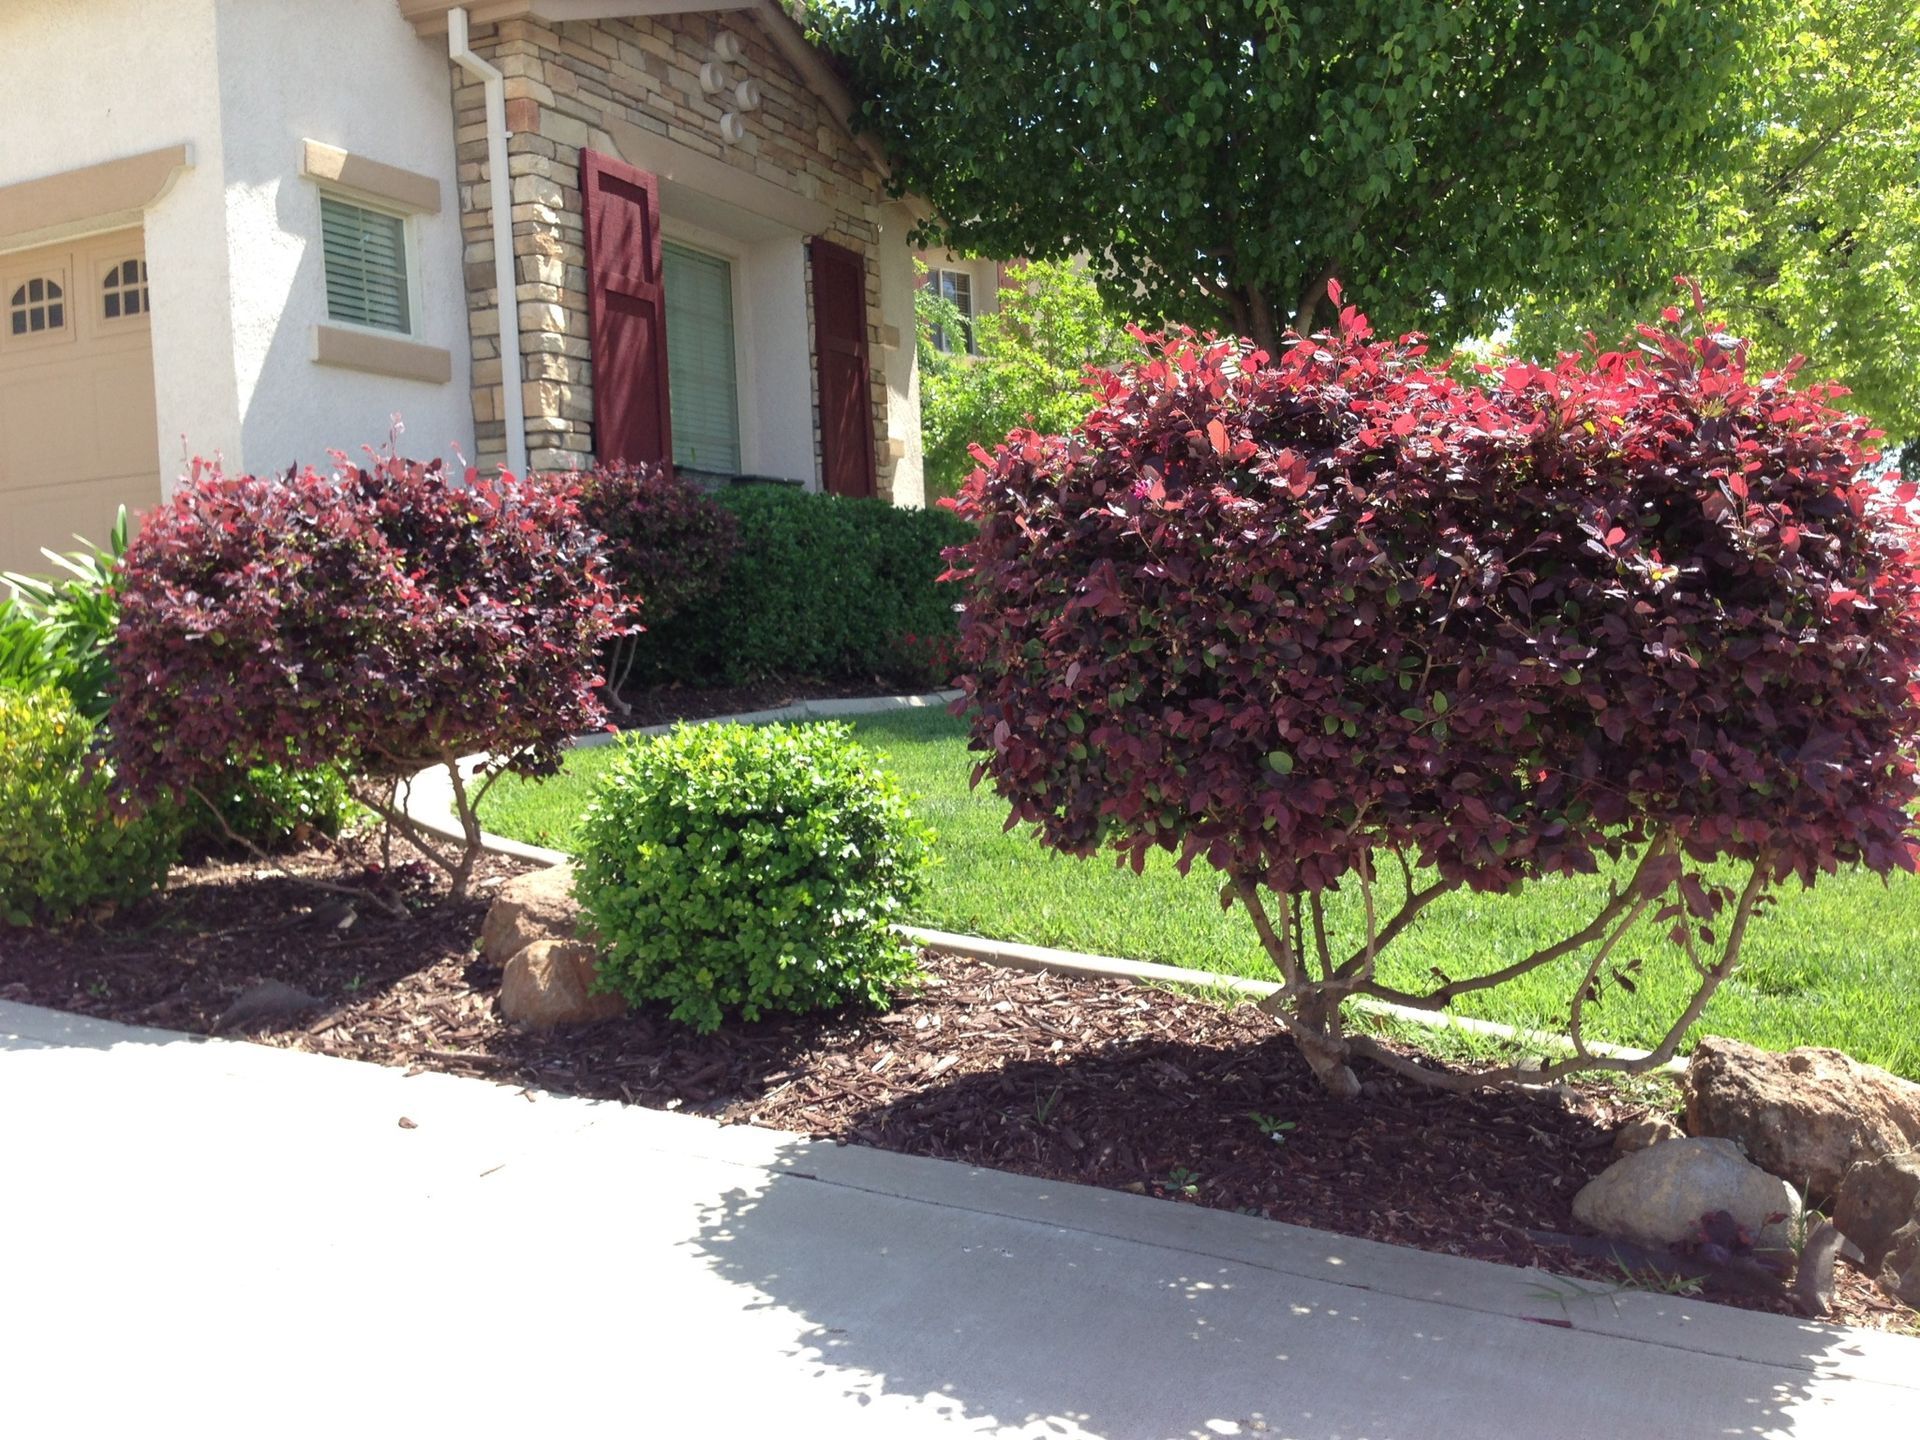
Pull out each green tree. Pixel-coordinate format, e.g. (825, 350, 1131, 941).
(1519, 0, 1920, 443)
(818, 1, 1753, 351)
(917, 258, 1136, 498)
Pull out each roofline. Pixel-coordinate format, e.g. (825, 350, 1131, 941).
(396, 1, 893, 179)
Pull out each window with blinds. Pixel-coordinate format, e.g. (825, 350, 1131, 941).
(320, 194, 411, 333)
(662, 241, 741, 474)
(932, 268, 976, 355)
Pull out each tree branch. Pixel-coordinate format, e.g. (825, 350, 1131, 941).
(1236, 875, 1298, 987)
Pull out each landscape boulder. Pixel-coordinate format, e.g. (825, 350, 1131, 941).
(1612, 1113, 1684, 1156)
(1832, 1151, 1920, 1273)
(1880, 1222, 1920, 1310)
(480, 862, 584, 964)
(1682, 1035, 1920, 1202)
(1572, 1137, 1801, 1252)
(497, 939, 626, 1030)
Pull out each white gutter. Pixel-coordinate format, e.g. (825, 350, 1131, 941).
(448, 7, 529, 479)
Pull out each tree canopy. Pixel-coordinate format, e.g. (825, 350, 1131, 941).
(917, 258, 1134, 499)
(818, 1, 1753, 350)
(1518, 0, 1920, 444)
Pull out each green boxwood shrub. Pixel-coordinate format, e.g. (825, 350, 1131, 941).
(186, 758, 352, 852)
(0, 688, 178, 926)
(632, 486, 971, 686)
(574, 721, 931, 1031)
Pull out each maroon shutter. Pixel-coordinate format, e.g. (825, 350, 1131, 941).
(581, 149, 672, 468)
(810, 238, 875, 498)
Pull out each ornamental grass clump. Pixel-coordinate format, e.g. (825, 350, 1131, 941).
(574, 721, 931, 1032)
(110, 454, 625, 903)
(944, 281, 1920, 1095)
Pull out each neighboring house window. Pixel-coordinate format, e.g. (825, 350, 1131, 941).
(931, 267, 975, 355)
(102, 259, 148, 320)
(320, 193, 411, 333)
(8, 276, 65, 336)
(662, 240, 741, 474)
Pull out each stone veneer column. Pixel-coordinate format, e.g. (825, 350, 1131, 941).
(449, 13, 902, 495)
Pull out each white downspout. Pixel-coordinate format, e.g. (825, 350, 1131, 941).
(448, 7, 528, 478)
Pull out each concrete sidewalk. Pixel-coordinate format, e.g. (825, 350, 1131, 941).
(1, 1001, 1912, 1439)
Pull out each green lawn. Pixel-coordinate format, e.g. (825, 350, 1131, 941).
(482, 710, 1920, 1078)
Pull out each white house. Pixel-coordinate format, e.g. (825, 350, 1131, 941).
(0, 0, 929, 576)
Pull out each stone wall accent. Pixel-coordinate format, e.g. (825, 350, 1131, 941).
(449, 10, 898, 497)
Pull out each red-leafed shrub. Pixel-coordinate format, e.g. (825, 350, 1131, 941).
(945, 283, 1920, 1093)
(573, 463, 739, 627)
(571, 463, 738, 709)
(886, 629, 961, 691)
(111, 454, 624, 900)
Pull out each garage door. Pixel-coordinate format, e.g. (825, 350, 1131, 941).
(0, 229, 160, 576)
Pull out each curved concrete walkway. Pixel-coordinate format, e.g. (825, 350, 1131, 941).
(1, 999, 1912, 1438)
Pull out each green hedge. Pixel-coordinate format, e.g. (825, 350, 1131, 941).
(632, 486, 971, 686)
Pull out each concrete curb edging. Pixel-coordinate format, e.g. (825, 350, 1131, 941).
(399, 689, 963, 866)
(901, 925, 1687, 1075)
(401, 690, 1682, 1078)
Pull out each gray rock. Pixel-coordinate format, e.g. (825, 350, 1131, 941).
(1572, 1137, 1801, 1252)
(214, 979, 322, 1033)
(1833, 1150, 1920, 1273)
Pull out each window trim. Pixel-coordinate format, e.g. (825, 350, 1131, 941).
(315, 187, 421, 340)
(300, 139, 441, 216)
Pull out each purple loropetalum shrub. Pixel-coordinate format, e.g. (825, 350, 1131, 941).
(943, 281, 1920, 1094)
(569, 462, 738, 707)
(110, 453, 625, 901)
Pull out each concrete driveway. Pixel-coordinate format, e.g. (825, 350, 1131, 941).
(1, 999, 1913, 1438)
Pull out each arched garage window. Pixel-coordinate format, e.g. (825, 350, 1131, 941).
(102, 259, 149, 319)
(8, 276, 64, 335)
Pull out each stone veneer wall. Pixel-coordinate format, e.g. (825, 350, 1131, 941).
(449, 10, 899, 497)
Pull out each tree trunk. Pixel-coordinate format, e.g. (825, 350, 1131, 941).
(1229, 283, 1281, 353)
(1292, 991, 1361, 1098)
(1292, 263, 1339, 337)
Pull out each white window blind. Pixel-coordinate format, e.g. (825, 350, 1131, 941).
(663, 241, 741, 473)
(321, 194, 410, 333)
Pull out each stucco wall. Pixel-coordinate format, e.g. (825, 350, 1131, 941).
(212, 0, 471, 474)
(0, 0, 471, 485)
(0, 0, 239, 481)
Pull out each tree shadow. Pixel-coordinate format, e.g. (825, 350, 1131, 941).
(673, 1035, 1885, 1438)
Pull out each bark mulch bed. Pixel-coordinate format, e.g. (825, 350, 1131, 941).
(1, 841, 1908, 1332)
